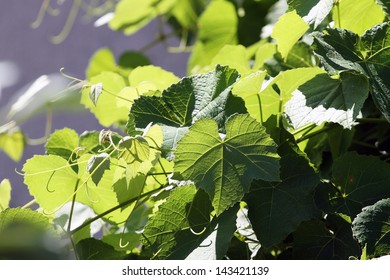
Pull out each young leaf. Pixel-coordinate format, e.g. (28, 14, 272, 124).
(86, 153, 110, 185)
(333, 0, 385, 35)
(284, 71, 369, 129)
(86, 48, 117, 79)
(45, 128, 79, 160)
(244, 153, 320, 248)
(293, 214, 361, 259)
(131, 65, 246, 152)
(312, 23, 390, 122)
(0, 179, 11, 211)
(271, 11, 309, 59)
(81, 72, 129, 126)
(352, 198, 390, 259)
(315, 152, 390, 219)
(210, 45, 251, 75)
(188, 0, 237, 72)
(23, 155, 79, 213)
(89, 82, 103, 106)
(129, 65, 179, 91)
(0, 130, 24, 162)
(173, 114, 280, 215)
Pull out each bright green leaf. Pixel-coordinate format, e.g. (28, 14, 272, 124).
(245, 153, 320, 248)
(352, 198, 390, 258)
(174, 114, 280, 215)
(0, 130, 24, 161)
(285, 71, 369, 129)
(23, 155, 79, 213)
(253, 43, 277, 70)
(315, 152, 390, 219)
(0, 208, 51, 231)
(86, 48, 117, 79)
(293, 214, 361, 259)
(210, 45, 251, 74)
(129, 66, 179, 92)
(171, 0, 206, 30)
(271, 11, 309, 59)
(188, 0, 237, 72)
(45, 128, 79, 160)
(0, 179, 11, 211)
(81, 72, 129, 126)
(333, 0, 385, 36)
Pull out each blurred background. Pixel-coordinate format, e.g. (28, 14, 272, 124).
(0, 0, 189, 207)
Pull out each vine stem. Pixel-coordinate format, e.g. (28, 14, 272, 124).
(67, 179, 80, 233)
(21, 199, 37, 209)
(69, 184, 168, 235)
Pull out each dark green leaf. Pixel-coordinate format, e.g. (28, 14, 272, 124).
(285, 71, 369, 129)
(352, 198, 390, 258)
(312, 23, 390, 122)
(86, 153, 110, 185)
(131, 65, 246, 152)
(293, 214, 361, 259)
(287, 0, 334, 28)
(245, 153, 320, 248)
(174, 114, 280, 215)
(315, 152, 390, 218)
(75, 238, 126, 260)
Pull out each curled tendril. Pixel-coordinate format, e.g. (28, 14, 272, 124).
(190, 226, 207, 236)
(46, 171, 56, 193)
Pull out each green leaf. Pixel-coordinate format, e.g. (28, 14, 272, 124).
(109, 0, 176, 35)
(118, 51, 150, 69)
(171, 0, 206, 30)
(86, 48, 117, 79)
(232, 67, 324, 123)
(131, 65, 246, 152)
(81, 72, 129, 126)
(188, 0, 237, 72)
(45, 128, 79, 160)
(210, 45, 251, 75)
(86, 153, 110, 185)
(377, 0, 390, 15)
(285, 71, 369, 129)
(89, 83, 103, 106)
(271, 11, 309, 59)
(23, 155, 79, 213)
(293, 214, 361, 259)
(75, 238, 126, 260)
(129, 65, 179, 91)
(0, 130, 24, 161)
(312, 23, 390, 122)
(142, 185, 238, 259)
(0, 179, 11, 211)
(174, 114, 280, 215)
(0, 208, 51, 231)
(253, 43, 277, 70)
(315, 152, 390, 219)
(244, 153, 320, 248)
(333, 0, 385, 36)
(352, 198, 390, 258)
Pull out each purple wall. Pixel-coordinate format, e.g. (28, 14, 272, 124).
(0, 1, 189, 207)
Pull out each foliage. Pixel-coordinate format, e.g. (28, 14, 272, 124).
(1, 0, 390, 260)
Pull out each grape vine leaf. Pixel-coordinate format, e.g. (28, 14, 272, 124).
(315, 152, 390, 219)
(287, 0, 334, 29)
(312, 23, 390, 123)
(284, 71, 369, 129)
(75, 238, 126, 260)
(129, 65, 179, 91)
(271, 11, 309, 59)
(45, 128, 79, 160)
(0, 208, 51, 230)
(232, 67, 324, 124)
(210, 45, 251, 75)
(0, 130, 24, 161)
(109, 0, 176, 35)
(293, 214, 361, 259)
(81, 72, 129, 126)
(244, 153, 320, 248)
(173, 114, 280, 215)
(332, 0, 385, 36)
(141, 185, 238, 260)
(0, 179, 11, 211)
(86, 153, 110, 185)
(352, 198, 390, 259)
(130, 65, 247, 153)
(188, 0, 237, 72)
(377, 0, 390, 15)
